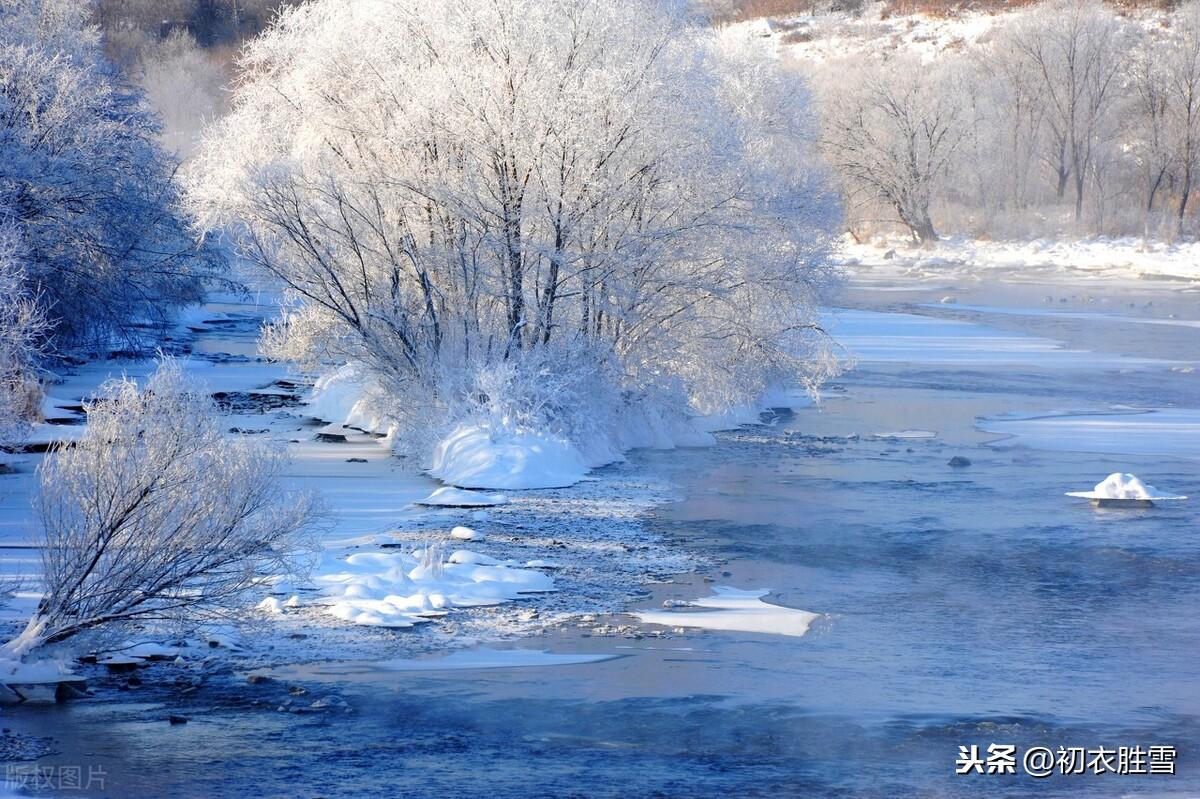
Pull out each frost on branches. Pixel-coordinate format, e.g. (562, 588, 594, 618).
(0, 227, 45, 455)
(3, 360, 319, 657)
(189, 0, 842, 467)
(0, 0, 221, 354)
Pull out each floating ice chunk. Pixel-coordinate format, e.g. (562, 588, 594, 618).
(450, 525, 483, 541)
(1066, 472, 1187, 502)
(428, 424, 588, 490)
(635, 587, 820, 638)
(873, 429, 937, 439)
(417, 486, 508, 508)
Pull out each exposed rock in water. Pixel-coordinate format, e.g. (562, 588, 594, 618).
(948, 456, 972, 467)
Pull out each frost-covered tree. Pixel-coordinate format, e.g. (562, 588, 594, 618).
(134, 29, 228, 158)
(0, 0, 221, 353)
(3, 359, 318, 656)
(0, 224, 44, 454)
(190, 0, 840, 457)
(1160, 1, 1200, 234)
(816, 56, 965, 243)
(995, 0, 1125, 222)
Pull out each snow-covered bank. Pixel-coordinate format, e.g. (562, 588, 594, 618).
(303, 362, 816, 491)
(428, 424, 588, 490)
(839, 236, 1200, 285)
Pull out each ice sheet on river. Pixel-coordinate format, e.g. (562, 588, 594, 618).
(636, 587, 819, 638)
(826, 308, 1176, 368)
(980, 407, 1200, 460)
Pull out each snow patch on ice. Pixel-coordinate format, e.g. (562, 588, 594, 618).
(636, 587, 819, 638)
(450, 525, 483, 541)
(417, 486, 508, 507)
(313, 547, 555, 628)
(428, 423, 588, 490)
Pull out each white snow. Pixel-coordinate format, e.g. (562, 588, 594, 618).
(0, 656, 78, 684)
(1066, 472, 1187, 501)
(450, 525, 482, 541)
(417, 486, 508, 507)
(839, 235, 1200, 285)
(304, 362, 394, 435)
(312, 546, 555, 628)
(428, 423, 588, 490)
(635, 587, 819, 638)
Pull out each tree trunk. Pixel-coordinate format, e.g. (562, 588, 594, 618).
(1074, 171, 1085, 223)
(1178, 167, 1193, 237)
(911, 214, 938, 244)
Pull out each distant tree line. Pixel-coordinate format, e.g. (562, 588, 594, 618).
(810, 0, 1200, 241)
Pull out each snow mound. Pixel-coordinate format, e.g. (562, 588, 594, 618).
(635, 587, 820, 638)
(428, 424, 588, 490)
(417, 486, 508, 507)
(313, 547, 555, 628)
(304, 363, 393, 435)
(450, 526, 483, 541)
(1066, 472, 1187, 501)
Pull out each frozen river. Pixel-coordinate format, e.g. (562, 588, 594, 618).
(1, 268, 1198, 797)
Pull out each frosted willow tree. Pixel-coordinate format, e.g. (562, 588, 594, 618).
(190, 0, 840, 457)
(4, 360, 318, 656)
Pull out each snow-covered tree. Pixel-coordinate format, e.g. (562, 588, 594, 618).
(0, 224, 44, 454)
(190, 0, 840, 458)
(0, 0, 221, 353)
(3, 359, 319, 656)
(1160, 1, 1200, 234)
(994, 0, 1126, 222)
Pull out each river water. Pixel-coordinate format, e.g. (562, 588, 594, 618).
(1, 271, 1197, 798)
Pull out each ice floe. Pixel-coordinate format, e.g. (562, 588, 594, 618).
(1066, 472, 1187, 503)
(635, 587, 819, 638)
